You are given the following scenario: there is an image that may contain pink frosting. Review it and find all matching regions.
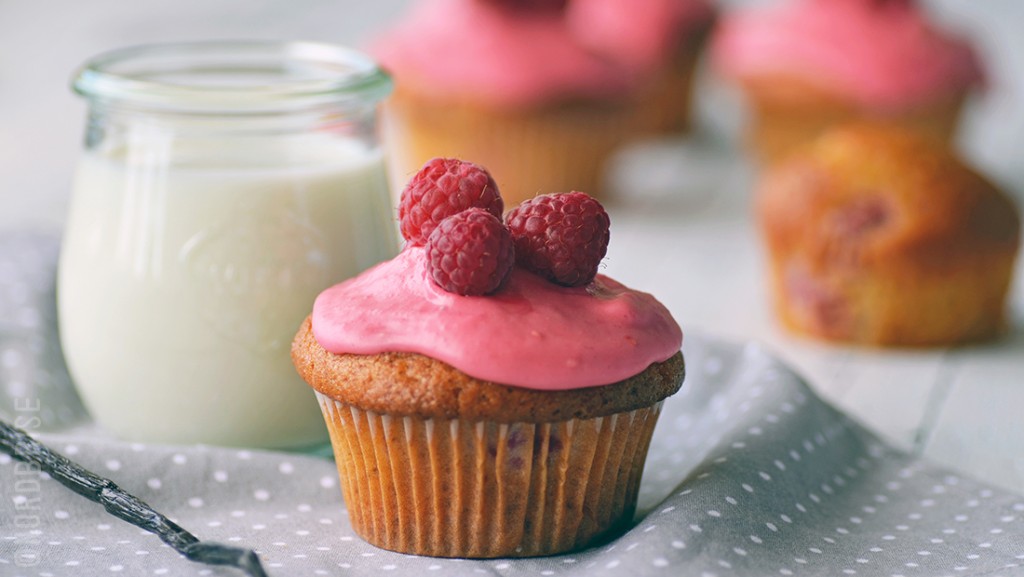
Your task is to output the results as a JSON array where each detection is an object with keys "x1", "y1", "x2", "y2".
[
  {"x1": 567, "y1": 0, "x2": 714, "y2": 70},
  {"x1": 311, "y1": 247, "x2": 682, "y2": 390},
  {"x1": 712, "y1": 0, "x2": 984, "y2": 109},
  {"x1": 372, "y1": 0, "x2": 713, "y2": 107}
]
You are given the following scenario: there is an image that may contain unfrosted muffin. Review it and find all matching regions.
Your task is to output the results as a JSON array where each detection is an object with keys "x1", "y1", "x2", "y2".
[
  {"x1": 757, "y1": 124, "x2": 1020, "y2": 346},
  {"x1": 374, "y1": 0, "x2": 713, "y2": 206},
  {"x1": 292, "y1": 159, "x2": 685, "y2": 557},
  {"x1": 712, "y1": 0, "x2": 985, "y2": 165}
]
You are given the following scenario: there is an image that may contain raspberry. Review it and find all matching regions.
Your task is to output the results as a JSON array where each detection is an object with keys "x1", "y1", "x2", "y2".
[
  {"x1": 426, "y1": 208, "x2": 515, "y2": 296},
  {"x1": 504, "y1": 192, "x2": 610, "y2": 287},
  {"x1": 399, "y1": 158, "x2": 503, "y2": 246}
]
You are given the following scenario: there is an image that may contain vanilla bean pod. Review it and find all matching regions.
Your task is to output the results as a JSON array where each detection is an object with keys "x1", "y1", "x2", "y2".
[{"x1": 0, "y1": 420, "x2": 268, "y2": 577}]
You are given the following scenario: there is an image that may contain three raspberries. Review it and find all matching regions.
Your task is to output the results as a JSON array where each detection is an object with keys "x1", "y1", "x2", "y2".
[{"x1": 398, "y1": 158, "x2": 610, "y2": 296}]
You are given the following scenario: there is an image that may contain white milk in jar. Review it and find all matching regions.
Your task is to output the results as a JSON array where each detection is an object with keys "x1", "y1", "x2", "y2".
[{"x1": 60, "y1": 42, "x2": 396, "y2": 447}]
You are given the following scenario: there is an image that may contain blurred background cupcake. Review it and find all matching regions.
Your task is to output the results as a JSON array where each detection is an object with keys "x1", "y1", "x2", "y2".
[
  {"x1": 757, "y1": 123, "x2": 1020, "y2": 347},
  {"x1": 373, "y1": 0, "x2": 715, "y2": 207},
  {"x1": 711, "y1": 0, "x2": 986, "y2": 167},
  {"x1": 567, "y1": 0, "x2": 715, "y2": 136}
]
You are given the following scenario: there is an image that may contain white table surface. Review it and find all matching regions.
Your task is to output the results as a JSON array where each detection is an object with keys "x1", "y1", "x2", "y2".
[{"x1": 2, "y1": 0, "x2": 1023, "y2": 495}]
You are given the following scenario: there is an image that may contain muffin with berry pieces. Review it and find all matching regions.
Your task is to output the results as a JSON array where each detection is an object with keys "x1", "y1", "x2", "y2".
[
  {"x1": 757, "y1": 124, "x2": 1020, "y2": 346},
  {"x1": 711, "y1": 0, "x2": 985, "y2": 166},
  {"x1": 292, "y1": 157, "x2": 684, "y2": 557}
]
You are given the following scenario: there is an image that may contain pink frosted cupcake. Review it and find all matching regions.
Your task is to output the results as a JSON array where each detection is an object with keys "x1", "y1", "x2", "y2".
[
  {"x1": 567, "y1": 0, "x2": 715, "y2": 135},
  {"x1": 374, "y1": 0, "x2": 714, "y2": 206},
  {"x1": 711, "y1": 0, "x2": 985, "y2": 165},
  {"x1": 292, "y1": 159, "x2": 685, "y2": 557}
]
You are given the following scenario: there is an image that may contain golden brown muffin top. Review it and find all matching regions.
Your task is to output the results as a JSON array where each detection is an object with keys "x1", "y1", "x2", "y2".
[
  {"x1": 291, "y1": 316, "x2": 685, "y2": 423},
  {"x1": 757, "y1": 123, "x2": 1021, "y2": 272}
]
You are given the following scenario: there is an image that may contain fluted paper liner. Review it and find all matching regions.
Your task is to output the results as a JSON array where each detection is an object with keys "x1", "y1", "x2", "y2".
[
  {"x1": 742, "y1": 78, "x2": 966, "y2": 166},
  {"x1": 316, "y1": 392, "x2": 663, "y2": 558},
  {"x1": 383, "y1": 94, "x2": 636, "y2": 207}
]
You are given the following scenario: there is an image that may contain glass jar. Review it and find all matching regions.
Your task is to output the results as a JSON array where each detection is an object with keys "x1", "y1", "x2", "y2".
[{"x1": 59, "y1": 41, "x2": 396, "y2": 448}]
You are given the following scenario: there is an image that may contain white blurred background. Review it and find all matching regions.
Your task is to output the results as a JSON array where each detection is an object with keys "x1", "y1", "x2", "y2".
[{"x1": 1, "y1": 0, "x2": 1023, "y2": 231}]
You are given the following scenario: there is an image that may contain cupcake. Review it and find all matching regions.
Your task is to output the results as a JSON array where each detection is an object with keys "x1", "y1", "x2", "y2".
[
  {"x1": 712, "y1": 0, "x2": 985, "y2": 165},
  {"x1": 292, "y1": 158, "x2": 684, "y2": 557},
  {"x1": 757, "y1": 124, "x2": 1021, "y2": 346},
  {"x1": 374, "y1": 0, "x2": 714, "y2": 206},
  {"x1": 566, "y1": 0, "x2": 715, "y2": 136}
]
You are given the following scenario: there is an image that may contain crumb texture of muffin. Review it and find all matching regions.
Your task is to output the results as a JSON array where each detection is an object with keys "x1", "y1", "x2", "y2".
[
  {"x1": 757, "y1": 124, "x2": 1021, "y2": 346},
  {"x1": 293, "y1": 317, "x2": 684, "y2": 423}
]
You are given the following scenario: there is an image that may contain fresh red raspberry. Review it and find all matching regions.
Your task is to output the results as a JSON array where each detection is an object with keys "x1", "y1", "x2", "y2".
[
  {"x1": 426, "y1": 208, "x2": 515, "y2": 296},
  {"x1": 399, "y1": 158, "x2": 503, "y2": 246},
  {"x1": 504, "y1": 192, "x2": 610, "y2": 287}
]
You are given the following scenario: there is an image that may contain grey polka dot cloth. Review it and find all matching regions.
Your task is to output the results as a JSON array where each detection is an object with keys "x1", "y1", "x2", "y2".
[
  {"x1": 3, "y1": 232, "x2": 1024, "y2": 577},
  {"x1": 0, "y1": 232, "x2": 88, "y2": 431}
]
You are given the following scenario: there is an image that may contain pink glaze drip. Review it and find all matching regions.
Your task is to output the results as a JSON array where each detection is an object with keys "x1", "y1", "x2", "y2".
[
  {"x1": 712, "y1": 0, "x2": 984, "y2": 109},
  {"x1": 372, "y1": 0, "x2": 713, "y2": 107},
  {"x1": 312, "y1": 247, "x2": 682, "y2": 390}
]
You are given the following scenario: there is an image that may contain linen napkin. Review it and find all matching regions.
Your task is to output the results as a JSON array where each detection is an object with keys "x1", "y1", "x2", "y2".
[{"x1": 2, "y1": 232, "x2": 1022, "y2": 577}]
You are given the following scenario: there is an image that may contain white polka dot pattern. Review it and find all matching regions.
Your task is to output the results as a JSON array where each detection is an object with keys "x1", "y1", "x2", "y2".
[
  {"x1": 0, "y1": 233, "x2": 88, "y2": 430},
  {"x1": 2, "y1": 234, "x2": 1024, "y2": 576}
]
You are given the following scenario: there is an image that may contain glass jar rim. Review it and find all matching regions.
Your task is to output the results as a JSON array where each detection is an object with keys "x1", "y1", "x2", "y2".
[{"x1": 72, "y1": 40, "x2": 392, "y2": 114}]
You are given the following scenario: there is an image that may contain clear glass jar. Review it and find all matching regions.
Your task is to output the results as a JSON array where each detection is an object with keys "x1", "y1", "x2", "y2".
[{"x1": 59, "y1": 41, "x2": 396, "y2": 448}]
